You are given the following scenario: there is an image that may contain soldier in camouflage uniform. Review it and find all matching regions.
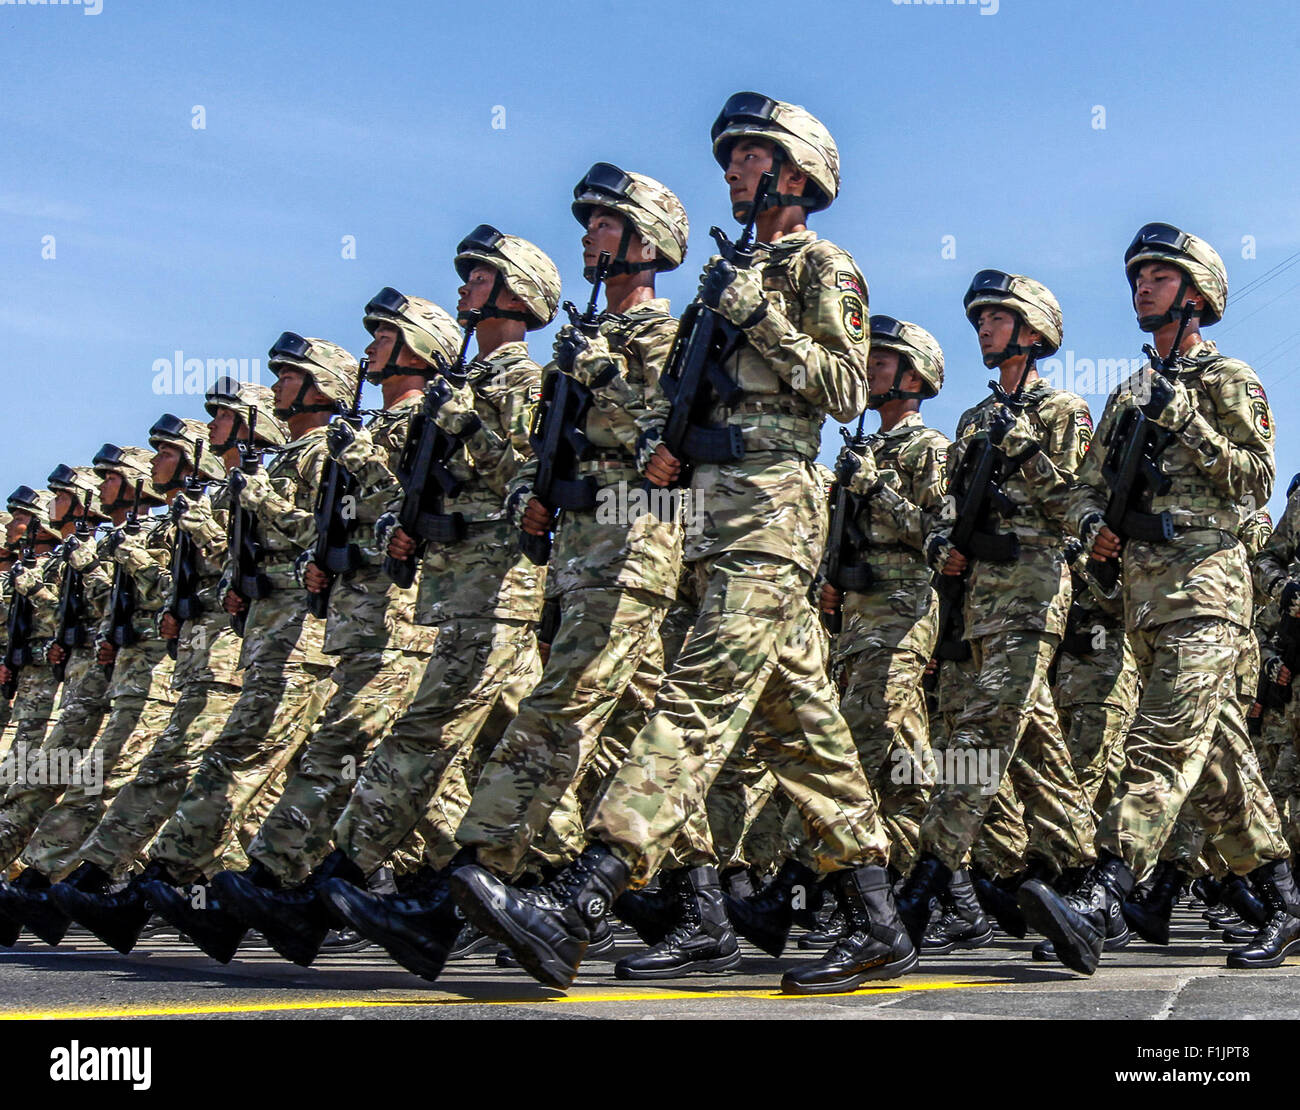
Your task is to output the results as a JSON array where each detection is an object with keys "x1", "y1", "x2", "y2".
[
  {"x1": 0, "y1": 470, "x2": 112, "y2": 897},
  {"x1": 0, "y1": 489, "x2": 64, "y2": 774},
  {"x1": 48, "y1": 412, "x2": 243, "y2": 952},
  {"x1": 247, "y1": 231, "x2": 561, "y2": 974},
  {"x1": 0, "y1": 514, "x2": 12, "y2": 741},
  {"x1": 1020, "y1": 223, "x2": 1299, "y2": 974},
  {"x1": 211, "y1": 288, "x2": 469, "y2": 963},
  {"x1": 895, "y1": 270, "x2": 1098, "y2": 948},
  {"x1": 0, "y1": 448, "x2": 178, "y2": 944},
  {"x1": 139, "y1": 338, "x2": 351, "y2": 962},
  {"x1": 454, "y1": 92, "x2": 916, "y2": 997}
]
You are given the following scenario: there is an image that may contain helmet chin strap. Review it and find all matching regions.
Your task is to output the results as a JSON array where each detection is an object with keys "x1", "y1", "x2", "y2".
[
  {"x1": 868, "y1": 360, "x2": 927, "y2": 409},
  {"x1": 731, "y1": 146, "x2": 806, "y2": 224},
  {"x1": 980, "y1": 317, "x2": 1040, "y2": 369},
  {"x1": 468, "y1": 271, "x2": 530, "y2": 324},
  {"x1": 586, "y1": 221, "x2": 658, "y2": 281},
  {"x1": 1137, "y1": 272, "x2": 1196, "y2": 332},
  {"x1": 275, "y1": 372, "x2": 342, "y2": 418}
]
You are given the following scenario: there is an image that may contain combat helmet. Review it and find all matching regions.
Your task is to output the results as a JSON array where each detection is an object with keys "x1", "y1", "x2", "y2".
[
  {"x1": 5, "y1": 486, "x2": 59, "y2": 543},
  {"x1": 204, "y1": 379, "x2": 289, "y2": 451},
  {"x1": 868, "y1": 316, "x2": 944, "y2": 407},
  {"x1": 148, "y1": 414, "x2": 227, "y2": 488},
  {"x1": 1125, "y1": 222, "x2": 1227, "y2": 330},
  {"x1": 267, "y1": 333, "x2": 361, "y2": 418},
  {"x1": 964, "y1": 270, "x2": 1063, "y2": 365},
  {"x1": 571, "y1": 163, "x2": 689, "y2": 277},
  {"x1": 362, "y1": 289, "x2": 463, "y2": 383},
  {"x1": 455, "y1": 225, "x2": 561, "y2": 330},
  {"x1": 47, "y1": 464, "x2": 110, "y2": 526},
  {"x1": 711, "y1": 91, "x2": 840, "y2": 215},
  {"x1": 91, "y1": 444, "x2": 166, "y2": 509}
]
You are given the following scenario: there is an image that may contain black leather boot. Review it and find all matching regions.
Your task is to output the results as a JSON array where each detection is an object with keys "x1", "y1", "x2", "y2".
[
  {"x1": 797, "y1": 899, "x2": 846, "y2": 950},
  {"x1": 1220, "y1": 873, "x2": 1269, "y2": 928},
  {"x1": 1226, "y1": 860, "x2": 1300, "y2": 969},
  {"x1": 723, "y1": 859, "x2": 819, "y2": 958},
  {"x1": 1034, "y1": 886, "x2": 1130, "y2": 959},
  {"x1": 971, "y1": 859, "x2": 1055, "y2": 939},
  {"x1": 1120, "y1": 861, "x2": 1187, "y2": 946},
  {"x1": 613, "y1": 871, "x2": 681, "y2": 947},
  {"x1": 321, "y1": 865, "x2": 461, "y2": 982},
  {"x1": 721, "y1": 867, "x2": 756, "y2": 901},
  {"x1": 780, "y1": 866, "x2": 919, "y2": 994},
  {"x1": 451, "y1": 842, "x2": 631, "y2": 990},
  {"x1": 50, "y1": 860, "x2": 175, "y2": 954},
  {"x1": 0, "y1": 863, "x2": 107, "y2": 946},
  {"x1": 213, "y1": 850, "x2": 363, "y2": 967},
  {"x1": 141, "y1": 875, "x2": 248, "y2": 963},
  {"x1": 921, "y1": 869, "x2": 994, "y2": 954},
  {"x1": 615, "y1": 866, "x2": 742, "y2": 980},
  {"x1": 1017, "y1": 854, "x2": 1134, "y2": 975},
  {"x1": 894, "y1": 853, "x2": 952, "y2": 946}
]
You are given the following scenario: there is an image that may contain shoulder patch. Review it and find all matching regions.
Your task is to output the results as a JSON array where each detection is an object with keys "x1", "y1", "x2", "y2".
[
  {"x1": 841, "y1": 293, "x2": 866, "y2": 342},
  {"x1": 1252, "y1": 400, "x2": 1274, "y2": 440},
  {"x1": 1246, "y1": 383, "x2": 1267, "y2": 401},
  {"x1": 835, "y1": 271, "x2": 864, "y2": 297}
]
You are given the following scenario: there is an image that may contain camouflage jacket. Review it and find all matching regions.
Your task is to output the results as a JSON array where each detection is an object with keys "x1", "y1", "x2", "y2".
[
  {"x1": 97, "y1": 515, "x2": 177, "y2": 703},
  {"x1": 930, "y1": 378, "x2": 1092, "y2": 640},
  {"x1": 8, "y1": 552, "x2": 60, "y2": 667},
  {"x1": 681, "y1": 230, "x2": 871, "y2": 578},
  {"x1": 319, "y1": 392, "x2": 432, "y2": 653},
  {"x1": 507, "y1": 312, "x2": 682, "y2": 603},
  {"x1": 405, "y1": 341, "x2": 547, "y2": 623},
  {"x1": 1055, "y1": 340, "x2": 1274, "y2": 632},
  {"x1": 168, "y1": 485, "x2": 243, "y2": 689},
  {"x1": 37, "y1": 534, "x2": 116, "y2": 668},
  {"x1": 225, "y1": 428, "x2": 330, "y2": 670}
]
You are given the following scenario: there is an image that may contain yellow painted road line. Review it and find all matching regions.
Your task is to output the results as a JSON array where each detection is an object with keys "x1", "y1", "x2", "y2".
[{"x1": 0, "y1": 977, "x2": 1005, "y2": 1020}]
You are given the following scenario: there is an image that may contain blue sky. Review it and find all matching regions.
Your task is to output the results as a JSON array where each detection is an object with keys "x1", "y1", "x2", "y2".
[{"x1": 3, "y1": 0, "x2": 1298, "y2": 514}]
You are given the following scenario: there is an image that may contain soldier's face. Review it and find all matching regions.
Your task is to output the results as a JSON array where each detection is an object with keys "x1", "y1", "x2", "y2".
[
  {"x1": 584, "y1": 207, "x2": 649, "y2": 270},
  {"x1": 4, "y1": 512, "x2": 29, "y2": 547},
  {"x1": 153, "y1": 444, "x2": 184, "y2": 487},
  {"x1": 867, "y1": 349, "x2": 902, "y2": 394},
  {"x1": 365, "y1": 323, "x2": 398, "y2": 371},
  {"x1": 977, "y1": 309, "x2": 1020, "y2": 361},
  {"x1": 209, "y1": 409, "x2": 239, "y2": 450},
  {"x1": 272, "y1": 369, "x2": 308, "y2": 410},
  {"x1": 99, "y1": 472, "x2": 124, "y2": 510},
  {"x1": 458, "y1": 264, "x2": 497, "y2": 315},
  {"x1": 725, "y1": 137, "x2": 803, "y2": 211},
  {"x1": 1134, "y1": 262, "x2": 1200, "y2": 319},
  {"x1": 52, "y1": 491, "x2": 77, "y2": 532}
]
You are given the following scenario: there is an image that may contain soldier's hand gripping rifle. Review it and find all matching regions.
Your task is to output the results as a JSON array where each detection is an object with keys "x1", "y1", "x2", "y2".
[
  {"x1": 2, "y1": 529, "x2": 38, "y2": 701},
  {"x1": 383, "y1": 323, "x2": 481, "y2": 589},
  {"x1": 51, "y1": 515, "x2": 94, "y2": 682},
  {"x1": 518, "y1": 251, "x2": 612, "y2": 566},
  {"x1": 227, "y1": 408, "x2": 271, "y2": 636},
  {"x1": 164, "y1": 439, "x2": 209, "y2": 659},
  {"x1": 308, "y1": 370, "x2": 367, "y2": 615},
  {"x1": 104, "y1": 478, "x2": 145, "y2": 680},
  {"x1": 822, "y1": 414, "x2": 875, "y2": 635},
  {"x1": 649, "y1": 171, "x2": 776, "y2": 523},
  {"x1": 1088, "y1": 301, "x2": 1197, "y2": 593}
]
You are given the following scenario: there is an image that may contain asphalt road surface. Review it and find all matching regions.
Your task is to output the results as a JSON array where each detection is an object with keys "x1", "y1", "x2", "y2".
[{"x1": 1, "y1": 903, "x2": 1296, "y2": 1020}]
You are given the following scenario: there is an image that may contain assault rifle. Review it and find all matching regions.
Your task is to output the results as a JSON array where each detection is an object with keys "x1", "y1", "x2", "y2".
[
  {"x1": 164, "y1": 439, "x2": 210, "y2": 659},
  {"x1": 519, "y1": 250, "x2": 611, "y2": 566},
  {"x1": 309, "y1": 371, "x2": 367, "y2": 614},
  {"x1": 104, "y1": 479, "x2": 145, "y2": 679},
  {"x1": 822, "y1": 414, "x2": 875, "y2": 634},
  {"x1": 1, "y1": 529, "x2": 37, "y2": 700},
  {"x1": 1089, "y1": 301, "x2": 1197, "y2": 593},
  {"x1": 650, "y1": 171, "x2": 775, "y2": 521},
  {"x1": 383, "y1": 323, "x2": 480, "y2": 588},
  {"x1": 51, "y1": 516, "x2": 94, "y2": 682},
  {"x1": 227, "y1": 408, "x2": 271, "y2": 636}
]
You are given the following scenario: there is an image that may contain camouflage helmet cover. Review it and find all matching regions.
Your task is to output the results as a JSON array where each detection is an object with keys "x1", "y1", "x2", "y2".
[
  {"x1": 6, "y1": 486, "x2": 59, "y2": 538},
  {"x1": 362, "y1": 292, "x2": 463, "y2": 377},
  {"x1": 964, "y1": 271, "x2": 1064, "y2": 356},
  {"x1": 1125, "y1": 222, "x2": 1228, "y2": 326},
  {"x1": 204, "y1": 379, "x2": 289, "y2": 447},
  {"x1": 870, "y1": 316, "x2": 944, "y2": 397},
  {"x1": 91, "y1": 445, "x2": 165, "y2": 505},
  {"x1": 454, "y1": 227, "x2": 562, "y2": 330},
  {"x1": 571, "y1": 164, "x2": 690, "y2": 271},
  {"x1": 47, "y1": 464, "x2": 109, "y2": 521},
  {"x1": 267, "y1": 334, "x2": 361, "y2": 409},
  {"x1": 711, "y1": 91, "x2": 841, "y2": 212},
  {"x1": 148, "y1": 415, "x2": 227, "y2": 482}
]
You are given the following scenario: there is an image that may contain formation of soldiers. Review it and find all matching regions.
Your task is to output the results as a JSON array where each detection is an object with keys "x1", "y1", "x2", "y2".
[{"x1": 1, "y1": 89, "x2": 1298, "y2": 996}]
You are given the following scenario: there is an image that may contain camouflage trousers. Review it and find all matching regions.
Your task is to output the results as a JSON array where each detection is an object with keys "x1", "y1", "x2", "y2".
[
  {"x1": 1098, "y1": 617, "x2": 1288, "y2": 877},
  {"x1": 22, "y1": 688, "x2": 179, "y2": 880},
  {"x1": 0, "y1": 665, "x2": 62, "y2": 768},
  {"x1": 147, "y1": 663, "x2": 335, "y2": 883},
  {"x1": 77, "y1": 681, "x2": 243, "y2": 878},
  {"x1": 1270, "y1": 740, "x2": 1300, "y2": 857},
  {"x1": 588, "y1": 553, "x2": 888, "y2": 886},
  {"x1": 920, "y1": 629, "x2": 1095, "y2": 874},
  {"x1": 455, "y1": 591, "x2": 667, "y2": 877},
  {"x1": 0, "y1": 657, "x2": 109, "y2": 869},
  {"x1": 247, "y1": 648, "x2": 429, "y2": 884},
  {"x1": 335, "y1": 618, "x2": 540, "y2": 876}
]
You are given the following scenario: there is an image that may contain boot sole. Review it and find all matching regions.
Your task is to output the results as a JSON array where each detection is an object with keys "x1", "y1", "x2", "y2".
[
  {"x1": 1016, "y1": 882, "x2": 1099, "y2": 976},
  {"x1": 614, "y1": 948, "x2": 744, "y2": 980},
  {"x1": 451, "y1": 871, "x2": 582, "y2": 991},
  {"x1": 211, "y1": 875, "x2": 324, "y2": 968},
  {"x1": 49, "y1": 887, "x2": 148, "y2": 955},
  {"x1": 780, "y1": 946, "x2": 919, "y2": 995},
  {"x1": 321, "y1": 885, "x2": 449, "y2": 982},
  {"x1": 1225, "y1": 935, "x2": 1300, "y2": 969}
]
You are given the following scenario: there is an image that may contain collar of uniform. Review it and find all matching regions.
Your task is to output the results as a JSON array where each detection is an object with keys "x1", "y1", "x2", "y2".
[
  {"x1": 292, "y1": 425, "x2": 330, "y2": 443},
  {"x1": 468, "y1": 339, "x2": 529, "y2": 374},
  {"x1": 1175, "y1": 338, "x2": 1219, "y2": 370},
  {"x1": 381, "y1": 390, "x2": 425, "y2": 417},
  {"x1": 759, "y1": 228, "x2": 818, "y2": 258},
  {"x1": 615, "y1": 297, "x2": 672, "y2": 320},
  {"x1": 878, "y1": 411, "x2": 925, "y2": 438}
]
